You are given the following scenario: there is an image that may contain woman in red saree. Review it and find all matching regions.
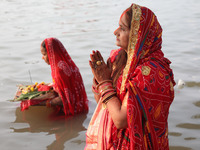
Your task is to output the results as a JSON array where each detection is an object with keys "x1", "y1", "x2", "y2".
[
  {"x1": 85, "y1": 3, "x2": 175, "y2": 150},
  {"x1": 21, "y1": 37, "x2": 88, "y2": 116}
]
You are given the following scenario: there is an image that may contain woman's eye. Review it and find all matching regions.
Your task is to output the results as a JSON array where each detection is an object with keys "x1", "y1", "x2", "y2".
[{"x1": 120, "y1": 27, "x2": 125, "y2": 31}]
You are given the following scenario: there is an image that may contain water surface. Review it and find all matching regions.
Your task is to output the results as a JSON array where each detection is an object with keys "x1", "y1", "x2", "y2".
[{"x1": 0, "y1": 0, "x2": 200, "y2": 149}]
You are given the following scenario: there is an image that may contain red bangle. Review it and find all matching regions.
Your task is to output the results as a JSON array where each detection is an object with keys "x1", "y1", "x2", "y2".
[{"x1": 96, "y1": 80, "x2": 113, "y2": 91}]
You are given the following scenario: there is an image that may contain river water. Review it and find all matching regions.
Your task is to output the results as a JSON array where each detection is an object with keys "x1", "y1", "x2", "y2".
[{"x1": 0, "y1": 0, "x2": 200, "y2": 149}]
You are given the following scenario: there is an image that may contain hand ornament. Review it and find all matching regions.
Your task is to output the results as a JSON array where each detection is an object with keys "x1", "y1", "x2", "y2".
[
  {"x1": 96, "y1": 60, "x2": 102, "y2": 66},
  {"x1": 89, "y1": 50, "x2": 112, "y2": 83}
]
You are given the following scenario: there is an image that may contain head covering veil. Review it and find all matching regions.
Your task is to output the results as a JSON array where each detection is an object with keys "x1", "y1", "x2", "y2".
[
  {"x1": 117, "y1": 4, "x2": 175, "y2": 149},
  {"x1": 44, "y1": 38, "x2": 88, "y2": 116},
  {"x1": 120, "y1": 4, "x2": 175, "y2": 94}
]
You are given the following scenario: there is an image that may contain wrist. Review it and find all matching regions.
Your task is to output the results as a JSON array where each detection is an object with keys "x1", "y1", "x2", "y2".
[
  {"x1": 97, "y1": 80, "x2": 116, "y2": 106},
  {"x1": 46, "y1": 100, "x2": 52, "y2": 107},
  {"x1": 92, "y1": 78, "x2": 99, "y2": 95}
]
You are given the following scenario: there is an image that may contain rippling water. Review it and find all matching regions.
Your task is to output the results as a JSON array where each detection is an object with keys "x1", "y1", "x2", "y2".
[{"x1": 0, "y1": 0, "x2": 200, "y2": 149}]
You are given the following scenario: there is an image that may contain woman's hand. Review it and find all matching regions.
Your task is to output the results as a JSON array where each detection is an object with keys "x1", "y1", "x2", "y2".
[
  {"x1": 89, "y1": 50, "x2": 112, "y2": 83},
  {"x1": 33, "y1": 91, "x2": 57, "y2": 100}
]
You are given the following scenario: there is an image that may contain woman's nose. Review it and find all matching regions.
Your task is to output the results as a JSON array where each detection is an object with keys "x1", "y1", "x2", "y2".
[
  {"x1": 42, "y1": 56, "x2": 44, "y2": 60},
  {"x1": 114, "y1": 27, "x2": 120, "y2": 35}
]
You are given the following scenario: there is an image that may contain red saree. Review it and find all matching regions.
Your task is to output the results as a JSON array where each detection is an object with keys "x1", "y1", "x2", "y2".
[
  {"x1": 21, "y1": 38, "x2": 88, "y2": 116},
  {"x1": 85, "y1": 4, "x2": 175, "y2": 150}
]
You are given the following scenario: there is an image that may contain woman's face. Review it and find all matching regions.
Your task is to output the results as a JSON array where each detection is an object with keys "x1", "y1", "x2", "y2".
[
  {"x1": 40, "y1": 46, "x2": 50, "y2": 65},
  {"x1": 114, "y1": 13, "x2": 130, "y2": 51}
]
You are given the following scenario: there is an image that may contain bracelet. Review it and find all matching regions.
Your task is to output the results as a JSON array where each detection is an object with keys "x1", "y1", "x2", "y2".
[
  {"x1": 97, "y1": 80, "x2": 113, "y2": 91},
  {"x1": 98, "y1": 82, "x2": 114, "y2": 96},
  {"x1": 92, "y1": 85, "x2": 99, "y2": 95},
  {"x1": 46, "y1": 100, "x2": 52, "y2": 107},
  {"x1": 101, "y1": 93, "x2": 116, "y2": 109},
  {"x1": 97, "y1": 80, "x2": 116, "y2": 105},
  {"x1": 102, "y1": 93, "x2": 116, "y2": 104},
  {"x1": 100, "y1": 86, "x2": 115, "y2": 96},
  {"x1": 101, "y1": 91, "x2": 116, "y2": 103}
]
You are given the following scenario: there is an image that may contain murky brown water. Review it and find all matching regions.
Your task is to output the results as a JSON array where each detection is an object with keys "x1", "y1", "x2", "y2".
[
  {"x1": 12, "y1": 107, "x2": 87, "y2": 150},
  {"x1": 1, "y1": 0, "x2": 200, "y2": 149}
]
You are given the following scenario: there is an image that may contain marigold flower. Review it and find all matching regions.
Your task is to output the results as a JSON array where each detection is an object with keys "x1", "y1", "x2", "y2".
[{"x1": 31, "y1": 87, "x2": 34, "y2": 92}]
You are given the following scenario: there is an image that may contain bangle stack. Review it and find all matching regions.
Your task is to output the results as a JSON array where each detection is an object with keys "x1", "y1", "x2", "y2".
[
  {"x1": 97, "y1": 80, "x2": 116, "y2": 105},
  {"x1": 46, "y1": 100, "x2": 52, "y2": 107}
]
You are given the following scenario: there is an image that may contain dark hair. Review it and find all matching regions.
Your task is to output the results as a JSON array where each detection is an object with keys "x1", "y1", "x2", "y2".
[
  {"x1": 125, "y1": 6, "x2": 132, "y2": 29},
  {"x1": 42, "y1": 41, "x2": 46, "y2": 49},
  {"x1": 41, "y1": 40, "x2": 47, "y2": 53},
  {"x1": 111, "y1": 50, "x2": 127, "y2": 88}
]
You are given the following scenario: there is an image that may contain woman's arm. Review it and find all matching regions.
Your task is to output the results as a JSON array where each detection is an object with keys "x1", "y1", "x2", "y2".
[
  {"x1": 92, "y1": 78, "x2": 101, "y2": 103},
  {"x1": 37, "y1": 96, "x2": 63, "y2": 106},
  {"x1": 92, "y1": 79, "x2": 128, "y2": 129},
  {"x1": 106, "y1": 92, "x2": 128, "y2": 129},
  {"x1": 89, "y1": 50, "x2": 128, "y2": 129},
  {"x1": 35, "y1": 91, "x2": 63, "y2": 106},
  {"x1": 50, "y1": 96, "x2": 63, "y2": 106},
  {"x1": 94, "y1": 94, "x2": 100, "y2": 103}
]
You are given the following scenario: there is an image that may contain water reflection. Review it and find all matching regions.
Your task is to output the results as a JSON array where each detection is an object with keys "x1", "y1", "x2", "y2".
[
  {"x1": 184, "y1": 137, "x2": 196, "y2": 141},
  {"x1": 169, "y1": 132, "x2": 182, "y2": 137},
  {"x1": 192, "y1": 114, "x2": 200, "y2": 119},
  {"x1": 169, "y1": 146, "x2": 192, "y2": 150},
  {"x1": 193, "y1": 101, "x2": 200, "y2": 107},
  {"x1": 11, "y1": 107, "x2": 87, "y2": 150},
  {"x1": 186, "y1": 81, "x2": 200, "y2": 87},
  {"x1": 176, "y1": 123, "x2": 200, "y2": 130},
  {"x1": 192, "y1": 100, "x2": 200, "y2": 120}
]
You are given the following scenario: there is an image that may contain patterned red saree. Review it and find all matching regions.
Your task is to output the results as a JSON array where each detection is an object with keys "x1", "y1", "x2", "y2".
[
  {"x1": 85, "y1": 4, "x2": 175, "y2": 150},
  {"x1": 21, "y1": 38, "x2": 88, "y2": 116}
]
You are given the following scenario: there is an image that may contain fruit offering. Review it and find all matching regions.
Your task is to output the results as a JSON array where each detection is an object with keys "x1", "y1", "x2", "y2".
[{"x1": 13, "y1": 82, "x2": 53, "y2": 101}]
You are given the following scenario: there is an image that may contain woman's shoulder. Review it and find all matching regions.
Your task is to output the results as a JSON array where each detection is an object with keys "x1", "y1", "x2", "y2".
[
  {"x1": 136, "y1": 61, "x2": 158, "y2": 73},
  {"x1": 135, "y1": 60, "x2": 171, "y2": 80}
]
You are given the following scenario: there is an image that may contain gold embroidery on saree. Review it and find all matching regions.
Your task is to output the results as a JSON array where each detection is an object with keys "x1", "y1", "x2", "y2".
[
  {"x1": 142, "y1": 66, "x2": 151, "y2": 76},
  {"x1": 120, "y1": 4, "x2": 142, "y2": 94}
]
